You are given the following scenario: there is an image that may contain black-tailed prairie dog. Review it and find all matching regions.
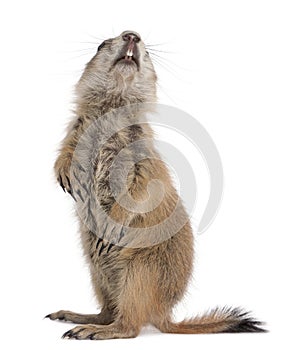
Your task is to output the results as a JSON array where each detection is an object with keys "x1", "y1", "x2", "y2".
[{"x1": 46, "y1": 31, "x2": 266, "y2": 340}]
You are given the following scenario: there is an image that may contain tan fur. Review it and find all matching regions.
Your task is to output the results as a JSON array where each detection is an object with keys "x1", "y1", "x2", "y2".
[{"x1": 47, "y1": 31, "x2": 265, "y2": 340}]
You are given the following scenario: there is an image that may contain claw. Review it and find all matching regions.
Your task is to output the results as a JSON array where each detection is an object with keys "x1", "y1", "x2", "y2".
[
  {"x1": 62, "y1": 330, "x2": 73, "y2": 339},
  {"x1": 58, "y1": 175, "x2": 66, "y2": 192},
  {"x1": 98, "y1": 241, "x2": 107, "y2": 256},
  {"x1": 95, "y1": 237, "x2": 103, "y2": 250},
  {"x1": 67, "y1": 188, "x2": 77, "y2": 202},
  {"x1": 64, "y1": 175, "x2": 77, "y2": 201},
  {"x1": 106, "y1": 242, "x2": 114, "y2": 253},
  {"x1": 65, "y1": 175, "x2": 71, "y2": 189}
]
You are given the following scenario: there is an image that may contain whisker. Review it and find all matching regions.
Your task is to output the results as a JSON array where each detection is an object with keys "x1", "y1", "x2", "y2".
[
  {"x1": 148, "y1": 52, "x2": 181, "y2": 73},
  {"x1": 54, "y1": 69, "x2": 84, "y2": 77},
  {"x1": 64, "y1": 51, "x2": 95, "y2": 62},
  {"x1": 72, "y1": 41, "x2": 100, "y2": 45},
  {"x1": 66, "y1": 47, "x2": 96, "y2": 53},
  {"x1": 147, "y1": 51, "x2": 169, "y2": 60},
  {"x1": 148, "y1": 50, "x2": 192, "y2": 72},
  {"x1": 149, "y1": 53, "x2": 178, "y2": 68},
  {"x1": 85, "y1": 33, "x2": 105, "y2": 41},
  {"x1": 146, "y1": 47, "x2": 175, "y2": 54},
  {"x1": 145, "y1": 42, "x2": 171, "y2": 47},
  {"x1": 150, "y1": 56, "x2": 181, "y2": 79}
]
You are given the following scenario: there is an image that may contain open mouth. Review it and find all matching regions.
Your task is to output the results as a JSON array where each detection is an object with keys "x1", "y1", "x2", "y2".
[
  {"x1": 116, "y1": 55, "x2": 139, "y2": 67},
  {"x1": 114, "y1": 44, "x2": 140, "y2": 69}
]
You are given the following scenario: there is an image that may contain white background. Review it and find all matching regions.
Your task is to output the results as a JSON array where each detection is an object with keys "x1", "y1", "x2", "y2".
[{"x1": 0, "y1": 0, "x2": 295, "y2": 349}]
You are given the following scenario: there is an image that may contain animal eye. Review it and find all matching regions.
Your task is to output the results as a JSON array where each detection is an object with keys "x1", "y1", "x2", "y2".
[{"x1": 97, "y1": 41, "x2": 106, "y2": 52}]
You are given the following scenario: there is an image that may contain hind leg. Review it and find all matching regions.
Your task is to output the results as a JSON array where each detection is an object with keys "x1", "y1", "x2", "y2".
[
  {"x1": 61, "y1": 261, "x2": 159, "y2": 340},
  {"x1": 46, "y1": 305, "x2": 114, "y2": 325}
]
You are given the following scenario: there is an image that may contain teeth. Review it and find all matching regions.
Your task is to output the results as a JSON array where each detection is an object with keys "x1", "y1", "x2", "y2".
[{"x1": 126, "y1": 49, "x2": 133, "y2": 57}]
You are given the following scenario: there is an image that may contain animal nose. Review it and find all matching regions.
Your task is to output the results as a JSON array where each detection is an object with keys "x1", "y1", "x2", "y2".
[{"x1": 122, "y1": 31, "x2": 141, "y2": 43}]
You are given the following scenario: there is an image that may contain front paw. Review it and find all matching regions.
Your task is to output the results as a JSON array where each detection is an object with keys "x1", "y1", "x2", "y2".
[
  {"x1": 54, "y1": 157, "x2": 75, "y2": 200},
  {"x1": 45, "y1": 310, "x2": 69, "y2": 322}
]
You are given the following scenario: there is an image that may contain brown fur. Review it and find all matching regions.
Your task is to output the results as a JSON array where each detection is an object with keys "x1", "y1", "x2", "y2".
[{"x1": 46, "y1": 31, "x2": 266, "y2": 340}]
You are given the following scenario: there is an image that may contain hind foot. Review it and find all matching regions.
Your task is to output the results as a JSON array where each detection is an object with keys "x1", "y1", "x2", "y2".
[
  {"x1": 62, "y1": 323, "x2": 138, "y2": 340},
  {"x1": 45, "y1": 308, "x2": 114, "y2": 325}
]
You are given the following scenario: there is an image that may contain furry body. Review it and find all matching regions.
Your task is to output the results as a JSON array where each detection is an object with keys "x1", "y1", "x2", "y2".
[{"x1": 47, "y1": 31, "x2": 265, "y2": 339}]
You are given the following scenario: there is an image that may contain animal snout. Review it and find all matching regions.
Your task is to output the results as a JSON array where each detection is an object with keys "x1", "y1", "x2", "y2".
[{"x1": 122, "y1": 31, "x2": 141, "y2": 43}]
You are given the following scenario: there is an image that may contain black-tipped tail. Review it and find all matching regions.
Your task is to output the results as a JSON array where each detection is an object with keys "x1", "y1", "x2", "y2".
[
  {"x1": 220, "y1": 307, "x2": 267, "y2": 333},
  {"x1": 158, "y1": 306, "x2": 267, "y2": 334}
]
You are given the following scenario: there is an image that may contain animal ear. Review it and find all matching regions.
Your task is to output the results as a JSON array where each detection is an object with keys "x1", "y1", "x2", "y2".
[{"x1": 97, "y1": 41, "x2": 106, "y2": 52}]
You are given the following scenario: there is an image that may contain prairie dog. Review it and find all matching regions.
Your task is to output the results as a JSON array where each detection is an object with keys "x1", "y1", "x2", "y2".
[{"x1": 47, "y1": 31, "x2": 265, "y2": 340}]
